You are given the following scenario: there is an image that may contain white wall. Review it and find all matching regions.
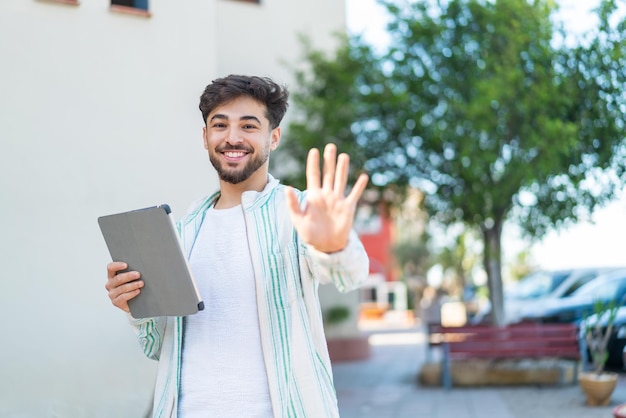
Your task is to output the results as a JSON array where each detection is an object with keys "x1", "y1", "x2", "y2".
[
  {"x1": 215, "y1": 0, "x2": 346, "y2": 84},
  {"x1": 0, "y1": 0, "x2": 345, "y2": 416}
]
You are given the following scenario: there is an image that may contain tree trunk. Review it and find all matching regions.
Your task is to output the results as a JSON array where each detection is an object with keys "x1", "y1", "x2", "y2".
[{"x1": 482, "y1": 220, "x2": 505, "y2": 326}]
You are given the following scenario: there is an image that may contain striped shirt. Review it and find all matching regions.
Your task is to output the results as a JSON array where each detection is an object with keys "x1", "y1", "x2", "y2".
[{"x1": 129, "y1": 175, "x2": 370, "y2": 417}]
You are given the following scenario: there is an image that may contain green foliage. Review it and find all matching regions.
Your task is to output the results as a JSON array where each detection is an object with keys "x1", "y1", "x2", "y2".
[
  {"x1": 584, "y1": 299, "x2": 619, "y2": 374},
  {"x1": 375, "y1": 0, "x2": 625, "y2": 236},
  {"x1": 284, "y1": 0, "x2": 626, "y2": 231},
  {"x1": 392, "y1": 232, "x2": 432, "y2": 277},
  {"x1": 433, "y1": 227, "x2": 483, "y2": 296},
  {"x1": 507, "y1": 248, "x2": 537, "y2": 282},
  {"x1": 324, "y1": 305, "x2": 352, "y2": 325},
  {"x1": 275, "y1": 34, "x2": 383, "y2": 192}
]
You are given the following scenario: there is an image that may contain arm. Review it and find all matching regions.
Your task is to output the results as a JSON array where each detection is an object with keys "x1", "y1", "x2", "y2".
[{"x1": 304, "y1": 229, "x2": 370, "y2": 293}]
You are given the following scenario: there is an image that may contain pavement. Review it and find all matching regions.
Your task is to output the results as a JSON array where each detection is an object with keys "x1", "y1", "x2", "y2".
[{"x1": 331, "y1": 321, "x2": 626, "y2": 418}]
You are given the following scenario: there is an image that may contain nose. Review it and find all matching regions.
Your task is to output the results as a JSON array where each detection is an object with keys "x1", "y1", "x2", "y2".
[{"x1": 226, "y1": 127, "x2": 243, "y2": 144}]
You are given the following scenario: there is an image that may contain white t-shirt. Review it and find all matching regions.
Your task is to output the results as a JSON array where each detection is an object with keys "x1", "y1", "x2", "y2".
[{"x1": 178, "y1": 205, "x2": 273, "y2": 417}]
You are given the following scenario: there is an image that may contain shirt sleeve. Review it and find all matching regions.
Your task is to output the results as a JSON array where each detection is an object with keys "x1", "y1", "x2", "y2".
[
  {"x1": 304, "y1": 229, "x2": 370, "y2": 292},
  {"x1": 127, "y1": 314, "x2": 166, "y2": 360}
]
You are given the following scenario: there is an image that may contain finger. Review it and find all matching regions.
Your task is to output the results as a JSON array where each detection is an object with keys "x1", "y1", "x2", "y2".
[
  {"x1": 345, "y1": 173, "x2": 369, "y2": 206},
  {"x1": 111, "y1": 290, "x2": 140, "y2": 313},
  {"x1": 109, "y1": 280, "x2": 143, "y2": 310},
  {"x1": 105, "y1": 269, "x2": 140, "y2": 292},
  {"x1": 110, "y1": 279, "x2": 144, "y2": 298},
  {"x1": 322, "y1": 143, "x2": 337, "y2": 192},
  {"x1": 284, "y1": 186, "x2": 303, "y2": 218},
  {"x1": 334, "y1": 153, "x2": 350, "y2": 196},
  {"x1": 306, "y1": 148, "x2": 321, "y2": 191},
  {"x1": 107, "y1": 261, "x2": 128, "y2": 279}
]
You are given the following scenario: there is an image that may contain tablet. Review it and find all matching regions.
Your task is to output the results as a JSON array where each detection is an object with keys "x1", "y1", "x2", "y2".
[{"x1": 98, "y1": 204, "x2": 204, "y2": 318}]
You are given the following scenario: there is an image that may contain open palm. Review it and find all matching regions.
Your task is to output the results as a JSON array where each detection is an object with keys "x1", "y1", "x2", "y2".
[{"x1": 285, "y1": 143, "x2": 369, "y2": 253}]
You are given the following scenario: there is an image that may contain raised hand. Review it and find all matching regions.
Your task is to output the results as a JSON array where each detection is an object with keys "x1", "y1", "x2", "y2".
[{"x1": 285, "y1": 143, "x2": 369, "y2": 253}]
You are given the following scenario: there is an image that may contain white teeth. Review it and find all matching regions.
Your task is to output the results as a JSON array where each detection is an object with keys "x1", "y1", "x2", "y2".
[{"x1": 224, "y1": 151, "x2": 246, "y2": 158}]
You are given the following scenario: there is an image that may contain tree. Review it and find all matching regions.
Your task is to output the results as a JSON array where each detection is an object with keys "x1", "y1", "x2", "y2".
[
  {"x1": 435, "y1": 228, "x2": 482, "y2": 298},
  {"x1": 275, "y1": 34, "x2": 385, "y2": 191},
  {"x1": 282, "y1": 0, "x2": 626, "y2": 325}
]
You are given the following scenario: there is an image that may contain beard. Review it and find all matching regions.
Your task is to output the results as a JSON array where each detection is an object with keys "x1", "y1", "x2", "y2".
[{"x1": 209, "y1": 143, "x2": 270, "y2": 184}]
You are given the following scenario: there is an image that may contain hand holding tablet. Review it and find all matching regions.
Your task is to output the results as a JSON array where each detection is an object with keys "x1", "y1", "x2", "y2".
[{"x1": 99, "y1": 204, "x2": 204, "y2": 318}]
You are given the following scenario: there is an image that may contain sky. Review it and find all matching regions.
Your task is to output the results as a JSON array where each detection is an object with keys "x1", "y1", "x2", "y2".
[
  {"x1": 345, "y1": 0, "x2": 626, "y2": 272},
  {"x1": 346, "y1": 0, "x2": 602, "y2": 42}
]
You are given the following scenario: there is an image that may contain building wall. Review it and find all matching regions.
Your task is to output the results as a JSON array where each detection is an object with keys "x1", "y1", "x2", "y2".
[
  {"x1": 0, "y1": 0, "x2": 345, "y2": 415},
  {"x1": 357, "y1": 203, "x2": 397, "y2": 282},
  {"x1": 215, "y1": 0, "x2": 346, "y2": 82},
  {"x1": 360, "y1": 211, "x2": 395, "y2": 281}
]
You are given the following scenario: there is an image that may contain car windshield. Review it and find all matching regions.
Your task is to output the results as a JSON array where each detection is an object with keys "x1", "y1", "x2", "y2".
[
  {"x1": 507, "y1": 270, "x2": 571, "y2": 300},
  {"x1": 571, "y1": 275, "x2": 623, "y2": 300}
]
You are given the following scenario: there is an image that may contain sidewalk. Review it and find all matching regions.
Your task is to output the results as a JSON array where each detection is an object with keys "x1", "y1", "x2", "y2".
[{"x1": 331, "y1": 323, "x2": 626, "y2": 418}]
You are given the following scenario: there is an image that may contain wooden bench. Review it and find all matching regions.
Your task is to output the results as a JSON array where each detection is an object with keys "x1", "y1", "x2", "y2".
[{"x1": 427, "y1": 323, "x2": 581, "y2": 389}]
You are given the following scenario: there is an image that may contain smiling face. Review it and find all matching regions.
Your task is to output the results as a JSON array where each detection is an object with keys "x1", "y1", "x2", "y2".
[{"x1": 203, "y1": 96, "x2": 280, "y2": 187}]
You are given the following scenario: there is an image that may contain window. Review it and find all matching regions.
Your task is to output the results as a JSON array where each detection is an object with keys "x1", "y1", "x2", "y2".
[
  {"x1": 112, "y1": 0, "x2": 147, "y2": 9},
  {"x1": 111, "y1": 0, "x2": 150, "y2": 16}
]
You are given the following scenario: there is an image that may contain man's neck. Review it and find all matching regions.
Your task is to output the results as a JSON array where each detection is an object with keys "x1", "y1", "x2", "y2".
[{"x1": 215, "y1": 173, "x2": 269, "y2": 209}]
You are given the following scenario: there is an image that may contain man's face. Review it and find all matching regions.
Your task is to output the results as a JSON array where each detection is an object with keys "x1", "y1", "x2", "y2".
[{"x1": 203, "y1": 96, "x2": 280, "y2": 185}]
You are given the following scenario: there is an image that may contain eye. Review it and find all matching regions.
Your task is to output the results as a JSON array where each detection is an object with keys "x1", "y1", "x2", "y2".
[{"x1": 211, "y1": 122, "x2": 227, "y2": 129}]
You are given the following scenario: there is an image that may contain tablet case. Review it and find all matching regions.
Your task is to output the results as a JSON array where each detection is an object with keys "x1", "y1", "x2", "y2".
[{"x1": 98, "y1": 204, "x2": 204, "y2": 318}]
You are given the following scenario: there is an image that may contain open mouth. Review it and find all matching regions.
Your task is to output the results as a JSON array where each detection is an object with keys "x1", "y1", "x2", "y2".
[
  {"x1": 223, "y1": 150, "x2": 248, "y2": 160},
  {"x1": 217, "y1": 146, "x2": 252, "y2": 163}
]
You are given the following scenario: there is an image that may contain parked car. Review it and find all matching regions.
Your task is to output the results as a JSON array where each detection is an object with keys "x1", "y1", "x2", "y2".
[
  {"x1": 506, "y1": 267, "x2": 622, "y2": 324},
  {"x1": 579, "y1": 305, "x2": 626, "y2": 370},
  {"x1": 471, "y1": 267, "x2": 616, "y2": 324},
  {"x1": 518, "y1": 268, "x2": 626, "y2": 325}
]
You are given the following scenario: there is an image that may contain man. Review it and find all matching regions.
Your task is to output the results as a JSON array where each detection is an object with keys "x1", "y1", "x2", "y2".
[{"x1": 105, "y1": 74, "x2": 369, "y2": 417}]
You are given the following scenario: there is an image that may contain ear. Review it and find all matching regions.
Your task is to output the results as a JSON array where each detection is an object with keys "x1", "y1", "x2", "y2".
[
  {"x1": 202, "y1": 126, "x2": 209, "y2": 150},
  {"x1": 270, "y1": 127, "x2": 281, "y2": 151}
]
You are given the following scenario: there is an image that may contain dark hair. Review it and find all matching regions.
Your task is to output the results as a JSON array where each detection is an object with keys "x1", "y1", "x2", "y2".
[{"x1": 199, "y1": 75, "x2": 289, "y2": 129}]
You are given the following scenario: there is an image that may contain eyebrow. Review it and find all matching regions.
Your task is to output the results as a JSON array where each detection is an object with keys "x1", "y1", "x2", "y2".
[{"x1": 209, "y1": 114, "x2": 262, "y2": 124}]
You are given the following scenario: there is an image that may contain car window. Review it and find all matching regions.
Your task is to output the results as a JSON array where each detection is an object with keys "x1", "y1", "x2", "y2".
[
  {"x1": 509, "y1": 270, "x2": 572, "y2": 300},
  {"x1": 573, "y1": 276, "x2": 623, "y2": 300},
  {"x1": 550, "y1": 271, "x2": 572, "y2": 289},
  {"x1": 561, "y1": 273, "x2": 596, "y2": 297},
  {"x1": 592, "y1": 281, "x2": 620, "y2": 300},
  {"x1": 510, "y1": 272, "x2": 552, "y2": 299}
]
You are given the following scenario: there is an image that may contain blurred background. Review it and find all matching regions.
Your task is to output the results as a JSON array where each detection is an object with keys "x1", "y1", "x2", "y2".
[{"x1": 1, "y1": 0, "x2": 625, "y2": 416}]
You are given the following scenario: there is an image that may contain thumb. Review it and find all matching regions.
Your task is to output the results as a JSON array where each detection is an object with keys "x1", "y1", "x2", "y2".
[{"x1": 285, "y1": 186, "x2": 303, "y2": 219}]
